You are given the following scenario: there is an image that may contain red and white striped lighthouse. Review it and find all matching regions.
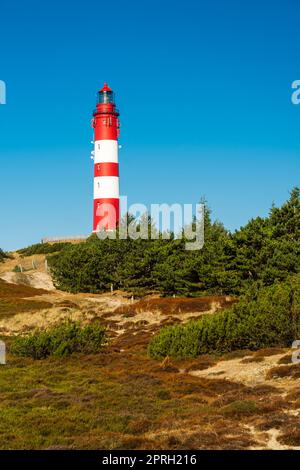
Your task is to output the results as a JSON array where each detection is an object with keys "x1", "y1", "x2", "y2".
[{"x1": 92, "y1": 83, "x2": 120, "y2": 232}]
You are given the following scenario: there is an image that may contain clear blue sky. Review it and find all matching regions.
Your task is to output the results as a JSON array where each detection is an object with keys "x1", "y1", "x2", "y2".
[{"x1": 0, "y1": 0, "x2": 300, "y2": 250}]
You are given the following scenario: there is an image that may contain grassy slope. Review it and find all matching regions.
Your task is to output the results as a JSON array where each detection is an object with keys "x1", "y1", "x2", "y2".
[
  {"x1": 0, "y1": 280, "x2": 52, "y2": 319},
  {"x1": 0, "y1": 279, "x2": 299, "y2": 449}
]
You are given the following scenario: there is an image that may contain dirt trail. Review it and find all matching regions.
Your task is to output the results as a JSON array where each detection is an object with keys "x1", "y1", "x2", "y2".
[
  {"x1": 189, "y1": 353, "x2": 285, "y2": 386},
  {"x1": 0, "y1": 253, "x2": 54, "y2": 290},
  {"x1": 1, "y1": 271, "x2": 55, "y2": 290}
]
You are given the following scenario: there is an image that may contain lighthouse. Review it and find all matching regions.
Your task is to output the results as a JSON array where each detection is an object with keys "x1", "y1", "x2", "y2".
[{"x1": 92, "y1": 83, "x2": 120, "y2": 232}]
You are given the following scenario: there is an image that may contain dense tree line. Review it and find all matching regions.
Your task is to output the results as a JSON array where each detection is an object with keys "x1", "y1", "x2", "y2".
[
  {"x1": 49, "y1": 188, "x2": 300, "y2": 295},
  {"x1": 48, "y1": 188, "x2": 300, "y2": 296}
]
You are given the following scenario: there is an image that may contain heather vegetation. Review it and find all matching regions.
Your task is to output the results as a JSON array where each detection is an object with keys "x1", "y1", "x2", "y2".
[
  {"x1": 0, "y1": 349, "x2": 279, "y2": 450},
  {"x1": 0, "y1": 279, "x2": 51, "y2": 318}
]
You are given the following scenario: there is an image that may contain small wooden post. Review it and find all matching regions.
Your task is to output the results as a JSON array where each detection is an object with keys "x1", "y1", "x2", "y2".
[{"x1": 0, "y1": 341, "x2": 6, "y2": 365}]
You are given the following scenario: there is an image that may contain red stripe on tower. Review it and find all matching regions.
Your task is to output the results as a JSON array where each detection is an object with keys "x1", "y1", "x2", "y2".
[
  {"x1": 94, "y1": 162, "x2": 119, "y2": 177},
  {"x1": 92, "y1": 83, "x2": 120, "y2": 232}
]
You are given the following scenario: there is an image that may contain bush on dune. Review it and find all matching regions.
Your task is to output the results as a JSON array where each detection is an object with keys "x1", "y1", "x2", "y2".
[
  {"x1": 10, "y1": 320, "x2": 107, "y2": 359},
  {"x1": 148, "y1": 276, "x2": 300, "y2": 358}
]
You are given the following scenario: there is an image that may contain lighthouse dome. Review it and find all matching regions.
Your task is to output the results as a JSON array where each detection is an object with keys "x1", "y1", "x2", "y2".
[{"x1": 98, "y1": 83, "x2": 114, "y2": 104}]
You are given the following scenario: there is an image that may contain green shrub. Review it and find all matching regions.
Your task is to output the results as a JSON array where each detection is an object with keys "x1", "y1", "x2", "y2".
[
  {"x1": 221, "y1": 400, "x2": 259, "y2": 417},
  {"x1": 0, "y1": 249, "x2": 9, "y2": 263},
  {"x1": 148, "y1": 276, "x2": 300, "y2": 358},
  {"x1": 10, "y1": 320, "x2": 106, "y2": 359},
  {"x1": 17, "y1": 242, "x2": 72, "y2": 257},
  {"x1": 12, "y1": 265, "x2": 22, "y2": 273}
]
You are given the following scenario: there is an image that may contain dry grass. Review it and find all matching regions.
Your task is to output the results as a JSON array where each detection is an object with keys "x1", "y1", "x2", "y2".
[
  {"x1": 0, "y1": 335, "x2": 293, "y2": 450},
  {"x1": 266, "y1": 364, "x2": 300, "y2": 380},
  {"x1": 0, "y1": 280, "x2": 52, "y2": 319},
  {"x1": 115, "y1": 295, "x2": 237, "y2": 316},
  {"x1": 0, "y1": 279, "x2": 47, "y2": 298},
  {"x1": 278, "y1": 423, "x2": 300, "y2": 446}
]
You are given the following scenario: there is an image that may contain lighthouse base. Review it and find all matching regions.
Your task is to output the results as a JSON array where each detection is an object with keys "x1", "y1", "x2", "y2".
[{"x1": 93, "y1": 198, "x2": 120, "y2": 232}]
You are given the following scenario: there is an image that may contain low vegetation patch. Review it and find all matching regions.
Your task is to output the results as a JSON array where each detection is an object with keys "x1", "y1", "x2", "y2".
[
  {"x1": 221, "y1": 400, "x2": 260, "y2": 418},
  {"x1": 0, "y1": 299, "x2": 52, "y2": 318},
  {"x1": 116, "y1": 296, "x2": 236, "y2": 316},
  {"x1": 10, "y1": 320, "x2": 107, "y2": 359},
  {"x1": 0, "y1": 279, "x2": 52, "y2": 317},
  {"x1": 266, "y1": 364, "x2": 300, "y2": 380},
  {"x1": 0, "y1": 279, "x2": 47, "y2": 299},
  {"x1": 278, "y1": 426, "x2": 300, "y2": 446},
  {"x1": 0, "y1": 345, "x2": 269, "y2": 450},
  {"x1": 148, "y1": 277, "x2": 300, "y2": 358},
  {"x1": 17, "y1": 242, "x2": 71, "y2": 257}
]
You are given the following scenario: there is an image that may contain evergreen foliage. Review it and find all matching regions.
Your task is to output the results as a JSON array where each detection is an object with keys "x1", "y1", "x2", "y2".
[
  {"x1": 17, "y1": 242, "x2": 72, "y2": 256},
  {"x1": 0, "y1": 249, "x2": 9, "y2": 263},
  {"x1": 48, "y1": 188, "x2": 300, "y2": 296},
  {"x1": 148, "y1": 275, "x2": 300, "y2": 358}
]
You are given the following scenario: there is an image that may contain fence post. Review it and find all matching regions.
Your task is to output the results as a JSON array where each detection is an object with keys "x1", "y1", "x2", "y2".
[{"x1": 0, "y1": 341, "x2": 6, "y2": 365}]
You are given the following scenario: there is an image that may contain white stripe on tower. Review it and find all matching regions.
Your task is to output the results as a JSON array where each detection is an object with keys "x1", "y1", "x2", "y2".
[
  {"x1": 94, "y1": 176, "x2": 119, "y2": 199},
  {"x1": 94, "y1": 140, "x2": 118, "y2": 163}
]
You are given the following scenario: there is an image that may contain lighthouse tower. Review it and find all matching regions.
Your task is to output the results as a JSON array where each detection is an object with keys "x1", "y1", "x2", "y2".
[{"x1": 92, "y1": 83, "x2": 120, "y2": 232}]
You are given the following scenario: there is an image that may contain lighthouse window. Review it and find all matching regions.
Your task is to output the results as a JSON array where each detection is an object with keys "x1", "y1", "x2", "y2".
[
  {"x1": 97, "y1": 165, "x2": 101, "y2": 171},
  {"x1": 98, "y1": 90, "x2": 114, "y2": 104}
]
